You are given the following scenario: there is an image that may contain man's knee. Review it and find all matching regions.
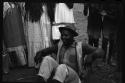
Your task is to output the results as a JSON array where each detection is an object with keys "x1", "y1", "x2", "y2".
[
  {"x1": 43, "y1": 56, "x2": 55, "y2": 62},
  {"x1": 42, "y1": 56, "x2": 58, "y2": 68},
  {"x1": 57, "y1": 64, "x2": 67, "y2": 71},
  {"x1": 56, "y1": 64, "x2": 68, "y2": 76},
  {"x1": 53, "y1": 64, "x2": 68, "y2": 82},
  {"x1": 38, "y1": 56, "x2": 58, "y2": 80},
  {"x1": 54, "y1": 64, "x2": 80, "y2": 83}
]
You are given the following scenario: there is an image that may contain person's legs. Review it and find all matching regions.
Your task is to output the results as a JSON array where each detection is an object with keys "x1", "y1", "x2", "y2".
[
  {"x1": 108, "y1": 39, "x2": 113, "y2": 64},
  {"x1": 37, "y1": 56, "x2": 59, "y2": 82},
  {"x1": 66, "y1": 65, "x2": 81, "y2": 83},
  {"x1": 52, "y1": 64, "x2": 81, "y2": 83},
  {"x1": 88, "y1": 35, "x2": 94, "y2": 46},
  {"x1": 108, "y1": 33, "x2": 116, "y2": 64},
  {"x1": 102, "y1": 37, "x2": 108, "y2": 62},
  {"x1": 93, "y1": 38, "x2": 99, "y2": 47},
  {"x1": 9, "y1": 51, "x2": 18, "y2": 68},
  {"x1": 52, "y1": 64, "x2": 68, "y2": 83},
  {"x1": 89, "y1": 36, "x2": 99, "y2": 47}
]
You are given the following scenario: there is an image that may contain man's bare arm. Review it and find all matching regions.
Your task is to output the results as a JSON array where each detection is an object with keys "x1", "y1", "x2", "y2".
[{"x1": 82, "y1": 43, "x2": 105, "y2": 63}]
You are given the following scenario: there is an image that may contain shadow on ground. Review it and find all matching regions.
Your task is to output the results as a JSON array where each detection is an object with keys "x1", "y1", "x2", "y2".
[{"x1": 2, "y1": 67, "x2": 37, "y2": 82}]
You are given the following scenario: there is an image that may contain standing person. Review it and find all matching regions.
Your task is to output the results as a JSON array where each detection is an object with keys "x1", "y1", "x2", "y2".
[
  {"x1": 86, "y1": 3, "x2": 102, "y2": 47},
  {"x1": 34, "y1": 23, "x2": 104, "y2": 83},
  {"x1": 101, "y1": 2, "x2": 122, "y2": 63},
  {"x1": 3, "y1": 2, "x2": 27, "y2": 67}
]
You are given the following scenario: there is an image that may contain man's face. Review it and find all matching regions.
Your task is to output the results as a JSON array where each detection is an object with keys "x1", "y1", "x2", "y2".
[{"x1": 61, "y1": 29, "x2": 74, "y2": 46}]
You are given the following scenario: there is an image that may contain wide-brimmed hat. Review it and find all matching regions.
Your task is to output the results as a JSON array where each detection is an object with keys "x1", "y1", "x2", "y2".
[{"x1": 57, "y1": 23, "x2": 78, "y2": 36}]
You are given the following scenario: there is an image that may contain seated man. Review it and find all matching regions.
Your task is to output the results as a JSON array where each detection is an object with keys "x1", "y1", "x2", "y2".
[{"x1": 34, "y1": 23, "x2": 104, "y2": 83}]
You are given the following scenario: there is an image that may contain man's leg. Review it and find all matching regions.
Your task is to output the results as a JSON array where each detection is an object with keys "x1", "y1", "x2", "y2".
[
  {"x1": 65, "y1": 65, "x2": 81, "y2": 83},
  {"x1": 108, "y1": 33, "x2": 116, "y2": 64},
  {"x1": 37, "y1": 56, "x2": 59, "y2": 82},
  {"x1": 102, "y1": 37, "x2": 108, "y2": 62},
  {"x1": 93, "y1": 38, "x2": 99, "y2": 47},
  {"x1": 51, "y1": 64, "x2": 81, "y2": 83},
  {"x1": 88, "y1": 35, "x2": 94, "y2": 46}
]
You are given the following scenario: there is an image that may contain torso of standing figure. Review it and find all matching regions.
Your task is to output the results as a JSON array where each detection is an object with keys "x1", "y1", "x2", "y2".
[{"x1": 59, "y1": 46, "x2": 78, "y2": 72}]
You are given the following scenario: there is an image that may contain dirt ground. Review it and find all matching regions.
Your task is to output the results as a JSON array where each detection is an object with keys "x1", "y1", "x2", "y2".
[
  {"x1": 2, "y1": 67, "x2": 37, "y2": 82},
  {"x1": 2, "y1": 66, "x2": 122, "y2": 83}
]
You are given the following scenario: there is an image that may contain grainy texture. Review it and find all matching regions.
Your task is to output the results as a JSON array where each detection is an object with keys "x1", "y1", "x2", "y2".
[{"x1": 73, "y1": 3, "x2": 88, "y2": 43}]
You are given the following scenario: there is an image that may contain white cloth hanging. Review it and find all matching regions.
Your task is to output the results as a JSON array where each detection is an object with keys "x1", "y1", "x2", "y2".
[
  {"x1": 35, "y1": 5, "x2": 52, "y2": 68},
  {"x1": 55, "y1": 3, "x2": 75, "y2": 23},
  {"x1": 52, "y1": 3, "x2": 75, "y2": 40},
  {"x1": 26, "y1": 5, "x2": 52, "y2": 67},
  {"x1": 26, "y1": 20, "x2": 43, "y2": 67},
  {"x1": 3, "y1": 2, "x2": 11, "y2": 18},
  {"x1": 40, "y1": 5, "x2": 52, "y2": 48}
]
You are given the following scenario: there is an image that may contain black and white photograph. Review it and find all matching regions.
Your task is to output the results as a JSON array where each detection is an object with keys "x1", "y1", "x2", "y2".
[{"x1": 2, "y1": 1, "x2": 124, "y2": 83}]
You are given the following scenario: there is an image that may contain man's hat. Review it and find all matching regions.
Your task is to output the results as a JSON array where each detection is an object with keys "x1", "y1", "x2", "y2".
[{"x1": 57, "y1": 23, "x2": 78, "y2": 36}]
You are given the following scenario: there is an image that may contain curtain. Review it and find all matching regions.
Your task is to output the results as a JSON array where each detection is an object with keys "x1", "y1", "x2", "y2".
[
  {"x1": 25, "y1": 16, "x2": 43, "y2": 67},
  {"x1": 25, "y1": 4, "x2": 52, "y2": 67}
]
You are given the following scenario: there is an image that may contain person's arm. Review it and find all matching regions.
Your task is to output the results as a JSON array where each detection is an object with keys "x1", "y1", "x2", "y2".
[
  {"x1": 82, "y1": 43, "x2": 96, "y2": 54},
  {"x1": 34, "y1": 44, "x2": 58, "y2": 64},
  {"x1": 82, "y1": 43, "x2": 105, "y2": 63}
]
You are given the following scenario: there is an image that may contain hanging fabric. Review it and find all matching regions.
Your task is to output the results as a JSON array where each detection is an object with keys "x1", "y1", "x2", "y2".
[
  {"x1": 25, "y1": 3, "x2": 52, "y2": 67},
  {"x1": 25, "y1": 2, "x2": 43, "y2": 22},
  {"x1": 65, "y1": 3, "x2": 74, "y2": 9},
  {"x1": 3, "y1": 2, "x2": 27, "y2": 66},
  {"x1": 83, "y1": 3, "x2": 89, "y2": 16},
  {"x1": 55, "y1": 3, "x2": 75, "y2": 23},
  {"x1": 46, "y1": 3, "x2": 56, "y2": 24},
  {"x1": 25, "y1": 2, "x2": 43, "y2": 67},
  {"x1": 25, "y1": 17, "x2": 43, "y2": 67},
  {"x1": 34, "y1": 4, "x2": 52, "y2": 68},
  {"x1": 40, "y1": 4, "x2": 52, "y2": 48},
  {"x1": 52, "y1": 3, "x2": 75, "y2": 40},
  {"x1": 3, "y1": 2, "x2": 11, "y2": 18}
]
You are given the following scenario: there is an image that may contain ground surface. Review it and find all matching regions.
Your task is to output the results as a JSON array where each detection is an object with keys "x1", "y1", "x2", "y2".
[
  {"x1": 2, "y1": 67, "x2": 37, "y2": 82},
  {"x1": 2, "y1": 66, "x2": 122, "y2": 83}
]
